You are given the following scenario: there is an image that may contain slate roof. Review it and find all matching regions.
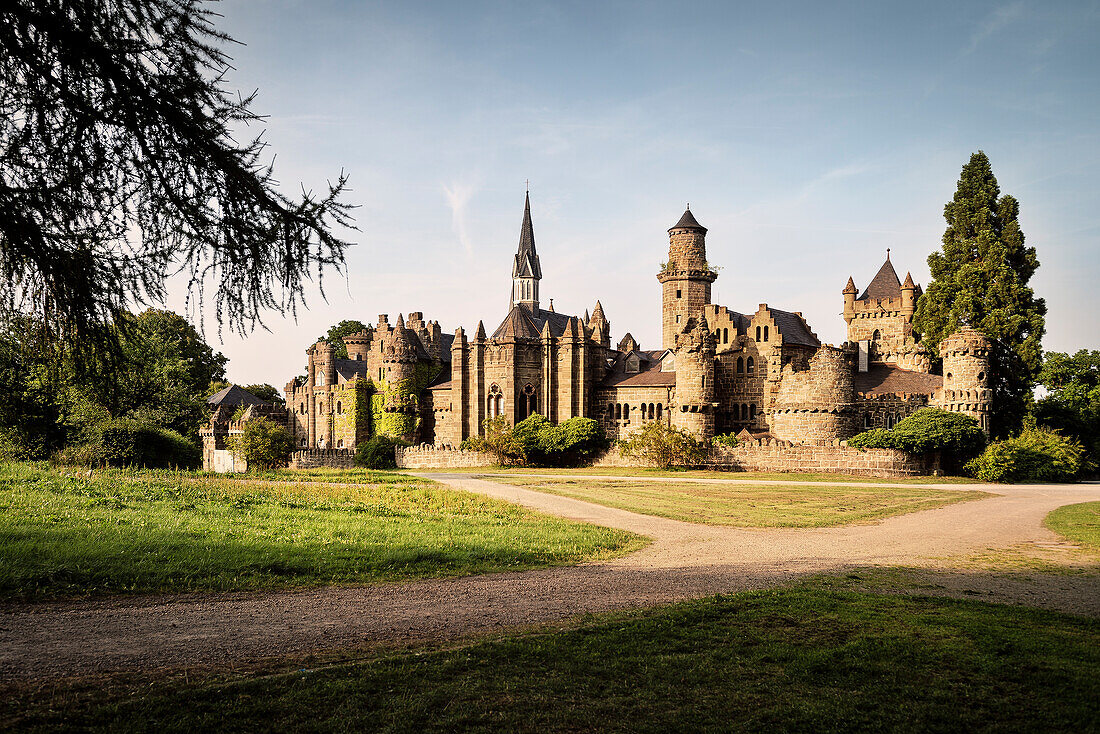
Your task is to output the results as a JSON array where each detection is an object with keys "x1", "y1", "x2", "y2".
[
  {"x1": 491, "y1": 306, "x2": 576, "y2": 340},
  {"x1": 601, "y1": 350, "x2": 676, "y2": 388},
  {"x1": 669, "y1": 207, "x2": 707, "y2": 232},
  {"x1": 855, "y1": 364, "x2": 943, "y2": 397},
  {"x1": 858, "y1": 256, "x2": 903, "y2": 301},
  {"x1": 768, "y1": 308, "x2": 820, "y2": 348},
  {"x1": 512, "y1": 192, "x2": 542, "y2": 279},
  {"x1": 207, "y1": 384, "x2": 268, "y2": 408}
]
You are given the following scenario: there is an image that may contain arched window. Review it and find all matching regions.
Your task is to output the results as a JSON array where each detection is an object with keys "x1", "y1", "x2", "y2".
[
  {"x1": 489, "y1": 385, "x2": 503, "y2": 418},
  {"x1": 749, "y1": 404, "x2": 756, "y2": 419},
  {"x1": 315, "y1": 372, "x2": 325, "y2": 387},
  {"x1": 723, "y1": 328, "x2": 729, "y2": 344},
  {"x1": 747, "y1": 356, "x2": 755, "y2": 374},
  {"x1": 656, "y1": 403, "x2": 662, "y2": 419},
  {"x1": 623, "y1": 404, "x2": 630, "y2": 422},
  {"x1": 649, "y1": 403, "x2": 655, "y2": 420},
  {"x1": 755, "y1": 326, "x2": 761, "y2": 342},
  {"x1": 337, "y1": 439, "x2": 344, "y2": 448},
  {"x1": 946, "y1": 372, "x2": 953, "y2": 384},
  {"x1": 741, "y1": 404, "x2": 749, "y2": 420},
  {"x1": 607, "y1": 402, "x2": 614, "y2": 417},
  {"x1": 615, "y1": 404, "x2": 622, "y2": 419},
  {"x1": 520, "y1": 384, "x2": 537, "y2": 419},
  {"x1": 737, "y1": 357, "x2": 744, "y2": 374},
  {"x1": 300, "y1": 403, "x2": 304, "y2": 414},
  {"x1": 763, "y1": 326, "x2": 769, "y2": 342},
  {"x1": 977, "y1": 371, "x2": 985, "y2": 382},
  {"x1": 872, "y1": 329, "x2": 881, "y2": 341}
]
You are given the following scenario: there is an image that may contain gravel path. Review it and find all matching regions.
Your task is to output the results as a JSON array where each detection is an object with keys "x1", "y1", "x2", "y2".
[{"x1": 1, "y1": 476, "x2": 1098, "y2": 682}]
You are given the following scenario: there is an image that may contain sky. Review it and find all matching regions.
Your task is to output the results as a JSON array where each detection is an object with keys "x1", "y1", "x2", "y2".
[{"x1": 167, "y1": 0, "x2": 1100, "y2": 387}]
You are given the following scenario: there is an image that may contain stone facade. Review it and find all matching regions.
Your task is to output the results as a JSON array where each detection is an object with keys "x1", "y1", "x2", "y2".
[
  {"x1": 395, "y1": 445, "x2": 496, "y2": 469},
  {"x1": 209, "y1": 194, "x2": 994, "y2": 474}
]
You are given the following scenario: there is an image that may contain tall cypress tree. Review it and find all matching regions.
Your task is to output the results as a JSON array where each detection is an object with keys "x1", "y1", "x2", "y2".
[{"x1": 914, "y1": 151, "x2": 1046, "y2": 436}]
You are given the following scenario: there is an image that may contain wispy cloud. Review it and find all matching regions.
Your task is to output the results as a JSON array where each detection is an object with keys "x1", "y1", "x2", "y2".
[
  {"x1": 965, "y1": 1, "x2": 1025, "y2": 54},
  {"x1": 442, "y1": 180, "x2": 478, "y2": 256}
]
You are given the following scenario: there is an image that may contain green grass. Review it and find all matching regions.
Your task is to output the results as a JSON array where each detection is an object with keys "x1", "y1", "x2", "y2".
[
  {"x1": 488, "y1": 477, "x2": 988, "y2": 527},
  {"x1": 0, "y1": 462, "x2": 645, "y2": 600},
  {"x1": 434, "y1": 465, "x2": 981, "y2": 483},
  {"x1": 14, "y1": 586, "x2": 1098, "y2": 732},
  {"x1": 1047, "y1": 501, "x2": 1100, "y2": 553}
]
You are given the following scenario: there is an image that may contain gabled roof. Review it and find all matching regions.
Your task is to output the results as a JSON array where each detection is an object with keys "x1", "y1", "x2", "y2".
[
  {"x1": 669, "y1": 207, "x2": 707, "y2": 233},
  {"x1": 491, "y1": 305, "x2": 576, "y2": 340},
  {"x1": 207, "y1": 384, "x2": 268, "y2": 408},
  {"x1": 768, "y1": 308, "x2": 820, "y2": 348},
  {"x1": 858, "y1": 256, "x2": 903, "y2": 301},
  {"x1": 855, "y1": 364, "x2": 943, "y2": 397},
  {"x1": 601, "y1": 350, "x2": 676, "y2": 388},
  {"x1": 512, "y1": 191, "x2": 542, "y2": 279}
]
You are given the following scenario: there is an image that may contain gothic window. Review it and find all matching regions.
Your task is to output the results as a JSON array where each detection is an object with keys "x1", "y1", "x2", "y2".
[
  {"x1": 489, "y1": 385, "x2": 503, "y2": 418},
  {"x1": 755, "y1": 326, "x2": 761, "y2": 342},
  {"x1": 300, "y1": 403, "x2": 304, "y2": 414},
  {"x1": 649, "y1": 403, "x2": 655, "y2": 420},
  {"x1": 623, "y1": 404, "x2": 630, "y2": 422},
  {"x1": 615, "y1": 404, "x2": 622, "y2": 420},
  {"x1": 315, "y1": 373, "x2": 324, "y2": 387},
  {"x1": 723, "y1": 328, "x2": 729, "y2": 344},
  {"x1": 736, "y1": 357, "x2": 744, "y2": 374},
  {"x1": 656, "y1": 403, "x2": 662, "y2": 419},
  {"x1": 763, "y1": 326, "x2": 769, "y2": 342},
  {"x1": 747, "y1": 357, "x2": 755, "y2": 374},
  {"x1": 750, "y1": 404, "x2": 757, "y2": 419},
  {"x1": 520, "y1": 384, "x2": 537, "y2": 420},
  {"x1": 741, "y1": 404, "x2": 749, "y2": 420},
  {"x1": 607, "y1": 402, "x2": 614, "y2": 417}
]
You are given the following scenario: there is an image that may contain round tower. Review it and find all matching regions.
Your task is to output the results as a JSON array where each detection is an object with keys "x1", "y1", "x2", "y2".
[
  {"x1": 658, "y1": 207, "x2": 717, "y2": 351},
  {"x1": 342, "y1": 327, "x2": 374, "y2": 362},
  {"x1": 311, "y1": 340, "x2": 336, "y2": 387},
  {"x1": 769, "y1": 345, "x2": 859, "y2": 443},
  {"x1": 842, "y1": 277, "x2": 857, "y2": 325},
  {"x1": 672, "y1": 315, "x2": 716, "y2": 440},
  {"x1": 382, "y1": 315, "x2": 419, "y2": 417},
  {"x1": 937, "y1": 327, "x2": 992, "y2": 434}
]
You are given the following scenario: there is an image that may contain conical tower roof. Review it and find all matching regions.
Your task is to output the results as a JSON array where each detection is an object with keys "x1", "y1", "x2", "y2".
[
  {"x1": 669, "y1": 206, "x2": 707, "y2": 233},
  {"x1": 512, "y1": 191, "x2": 542, "y2": 279},
  {"x1": 858, "y1": 254, "x2": 902, "y2": 301}
]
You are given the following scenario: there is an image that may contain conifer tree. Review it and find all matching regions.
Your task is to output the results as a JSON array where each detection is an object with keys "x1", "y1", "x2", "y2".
[{"x1": 914, "y1": 151, "x2": 1046, "y2": 436}]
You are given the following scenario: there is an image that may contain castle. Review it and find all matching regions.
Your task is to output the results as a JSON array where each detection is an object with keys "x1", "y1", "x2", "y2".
[{"x1": 203, "y1": 193, "x2": 992, "y2": 469}]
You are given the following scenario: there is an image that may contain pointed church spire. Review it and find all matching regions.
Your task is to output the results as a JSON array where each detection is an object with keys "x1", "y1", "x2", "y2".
[
  {"x1": 511, "y1": 190, "x2": 542, "y2": 312},
  {"x1": 591, "y1": 299, "x2": 606, "y2": 323}
]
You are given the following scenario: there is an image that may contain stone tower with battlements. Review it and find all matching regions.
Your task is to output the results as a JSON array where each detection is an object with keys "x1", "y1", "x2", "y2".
[
  {"x1": 672, "y1": 314, "x2": 716, "y2": 438},
  {"x1": 934, "y1": 327, "x2": 993, "y2": 434},
  {"x1": 843, "y1": 252, "x2": 930, "y2": 372},
  {"x1": 658, "y1": 207, "x2": 717, "y2": 351}
]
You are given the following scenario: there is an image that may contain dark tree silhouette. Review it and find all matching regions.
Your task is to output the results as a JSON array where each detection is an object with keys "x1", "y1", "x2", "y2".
[{"x1": 0, "y1": 0, "x2": 355, "y2": 349}]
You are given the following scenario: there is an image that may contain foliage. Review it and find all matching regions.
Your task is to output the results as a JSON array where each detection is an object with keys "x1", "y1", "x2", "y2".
[
  {"x1": 965, "y1": 427, "x2": 1086, "y2": 483},
  {"x1": 463, "y1": 415, "x2": 607, "y2": 467},
  {"x1": 847, "y1": 409, "x2": 985, "y2": 468},
  {"x1": 318, "y1": 320, "x2": 369, "y2": 359},
  {"x1": 1033, "y1": 350, "x2": 1100, "y2": 460},
  {"x1": 354, "y1": 435, "x2": 405, "y2": 470},
  {"x1": 243, "y1": 383, "x2": 285, "y2": 405},
  {"x1": 28, "y1": 588, "x2": 1100, "y2": 731},
  {"x1": 55, "y1": 418, "x2": 200, "y2": 469},
  {"x1": 0, "y1": 0, "x2": 353, "y2": 350},
  {"x1": 913, "y1": 151, "x2": 1046, "y2": 436},
  {"x1": 0, "y1": 462, "x2": 642, "y2": 599},
  {"x1": 619, "y1": 421, "x2": 709, "y2": 469},
  {"x1": 227, "y1": 418, "x2": 294, "y2": 471},
  {"x1": 712, "y1": 432, "x2": 740, "y2": 449}
]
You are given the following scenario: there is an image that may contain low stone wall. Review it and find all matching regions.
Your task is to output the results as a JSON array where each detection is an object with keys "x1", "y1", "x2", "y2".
[
  {"x1": 289, "y1": 448, "x2": 356, "y2": 470},
  {"x1": 593, "y1": 439, "x2": 935, "y2": 478},
  {"x1": 395, "y1": 445, "x2": 496, "y2": 469}
]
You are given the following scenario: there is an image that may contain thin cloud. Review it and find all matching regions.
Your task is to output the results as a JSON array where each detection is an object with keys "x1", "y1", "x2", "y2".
[
  {"x1": 442, "y1": 181, "x2": 478, "y2": 256},
  {"x1": 965, "y1": 1, "x2": 1025, "y2": 54}
]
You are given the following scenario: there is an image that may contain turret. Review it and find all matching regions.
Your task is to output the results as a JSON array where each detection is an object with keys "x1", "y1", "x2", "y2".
[
  {"x1": 842, "y1": 277, "x2": 857, "y2": 325},
  {"x1": 589, "y1": 300, "x2": 610, "y2": 348},
  {"x1": 343, "y1": 327, "x2": 373, "y2": 362},
  {"x1": 901, "y1": 272, "x2": 916, "y2": 320},
  {"x1": 672, "y1": 314, "x2": 716, "y2": 440},
  {"x1": 511, "y1": 191, "x2": 542, "y2": 315},
  {"x1": 310, "y1": 340, "x2": 336, "y2": 388},
  {"x1": 658, "y1": 206, "x2": 718, "y2": 351},
  {"x1": 937, "y1": 327, "x2": 992, "y2": 434}
]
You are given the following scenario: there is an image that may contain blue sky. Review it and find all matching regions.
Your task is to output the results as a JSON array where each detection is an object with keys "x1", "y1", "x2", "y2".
[{"x1": 171, "y1": 0, "x2": 1100, "y2": 385}]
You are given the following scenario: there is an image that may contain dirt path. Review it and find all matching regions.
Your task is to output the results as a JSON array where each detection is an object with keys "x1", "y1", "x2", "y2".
[{"x1": 1, "y1": 476, "x2": 1098, "y2": 682}]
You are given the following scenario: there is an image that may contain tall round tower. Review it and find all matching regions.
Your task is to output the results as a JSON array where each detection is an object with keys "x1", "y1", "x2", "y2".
[
  {"x1": 937, "y1": 327, "x2": 992, "y2": 434},
  {"x1": 658, "y1": 207, "x2": 717, "y2": 351},
  {"x1": 672, "y1": 314, "x2": 717, "y2": 440}
]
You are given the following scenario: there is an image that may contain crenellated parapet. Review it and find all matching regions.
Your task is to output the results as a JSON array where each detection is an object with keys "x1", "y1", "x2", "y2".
[
  {"x1": 768, "y1": 344, "x2": 859, "y2": 442},
  {"x1": 933, "y1": 327, "x2": 993, "y2": 433}
]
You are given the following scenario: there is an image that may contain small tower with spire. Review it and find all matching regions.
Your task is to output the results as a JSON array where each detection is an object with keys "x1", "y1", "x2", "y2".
[
  {"x1": 511, "y1": 190, "x2": 542, "y2": 315},
  {"x1": 658, "y1": 206, "x2": 717, "y2": 351},
  {"x1": 843, "y1": 250, "x2": 930, "y2": 372}
]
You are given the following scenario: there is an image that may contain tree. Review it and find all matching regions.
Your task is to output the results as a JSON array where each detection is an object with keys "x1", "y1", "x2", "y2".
[
  {"x1": 913, "y1": 151, "x2": 1046, "y2": 436},
  {"x1": 848, "y1": 408, "x2": 985, "y2": 472},
  {"x1": 0, "y1": 1, "x2": 354, "y2": 351},
  {"x1": 243, "y1": 383, "x2": 285, "y2": 405},
  {"x1": 619, "y1": 421, "x2": 708, "y2": 469},
  {"x1": 1034, "y1": 350, "x2": 1100, "y2": 459},
  {"x1": 318, "y1": 320, "x2": 369, "y2": 359},
  {"x1": 228, "y1": 418, "x2": 294, "y2": 471}
]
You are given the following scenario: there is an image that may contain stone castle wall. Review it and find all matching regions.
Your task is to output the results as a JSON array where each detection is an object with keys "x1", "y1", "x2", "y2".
[
  {"x1": 395, "y1": 445, "x2": 496, "y2": 469},
  {"x1": 289, "y1": 448, "x2": 356, "y2": 470}
]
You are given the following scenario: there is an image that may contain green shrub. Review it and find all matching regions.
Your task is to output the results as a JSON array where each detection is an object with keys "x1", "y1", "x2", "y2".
[
  {"x1": 354, "y1": 435, "x2": 406, "y2": 469},
  {"x1": 0, "y1": 427, "x2": 28, "y2": 461},
  {"x1": 712, "y1": 432, "x2": 740, "y2": 449},
  {"x1": 847, "y1": 409, "x2": 985, "y2": 469},
  {"x1": 227, "y1": 418, "x2": 294, "y2": 471},
  {"x1": 463, "y1": 415, "x2": 607, "y2": 467},
  {"x1": 56, "y1": 418, "x2": 200, "y2": 469},
  {"x1": 965, "y1": 427, "x2": 1086, "y2": 483},
  {"x1": 619, "y1": 421, "x2": 708, "y2": 469}
]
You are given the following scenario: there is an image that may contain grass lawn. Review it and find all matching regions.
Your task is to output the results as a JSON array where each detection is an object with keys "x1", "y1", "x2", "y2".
[
  {"x1": 1047, "y1": 501, "x2": 1100, "y2": 552},
  {"x1": 487, "y1": 477, "x2": 988, "y2": 527},
  {"x1": 0, "y1": 462, "x2": 644, "y2": 600},
  {"x1": 433, "y1": 465, "x2": 982, "y2": 484},
  {"x1": 13, "y1": 586, "x2": 1097, "y2": 732}
]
